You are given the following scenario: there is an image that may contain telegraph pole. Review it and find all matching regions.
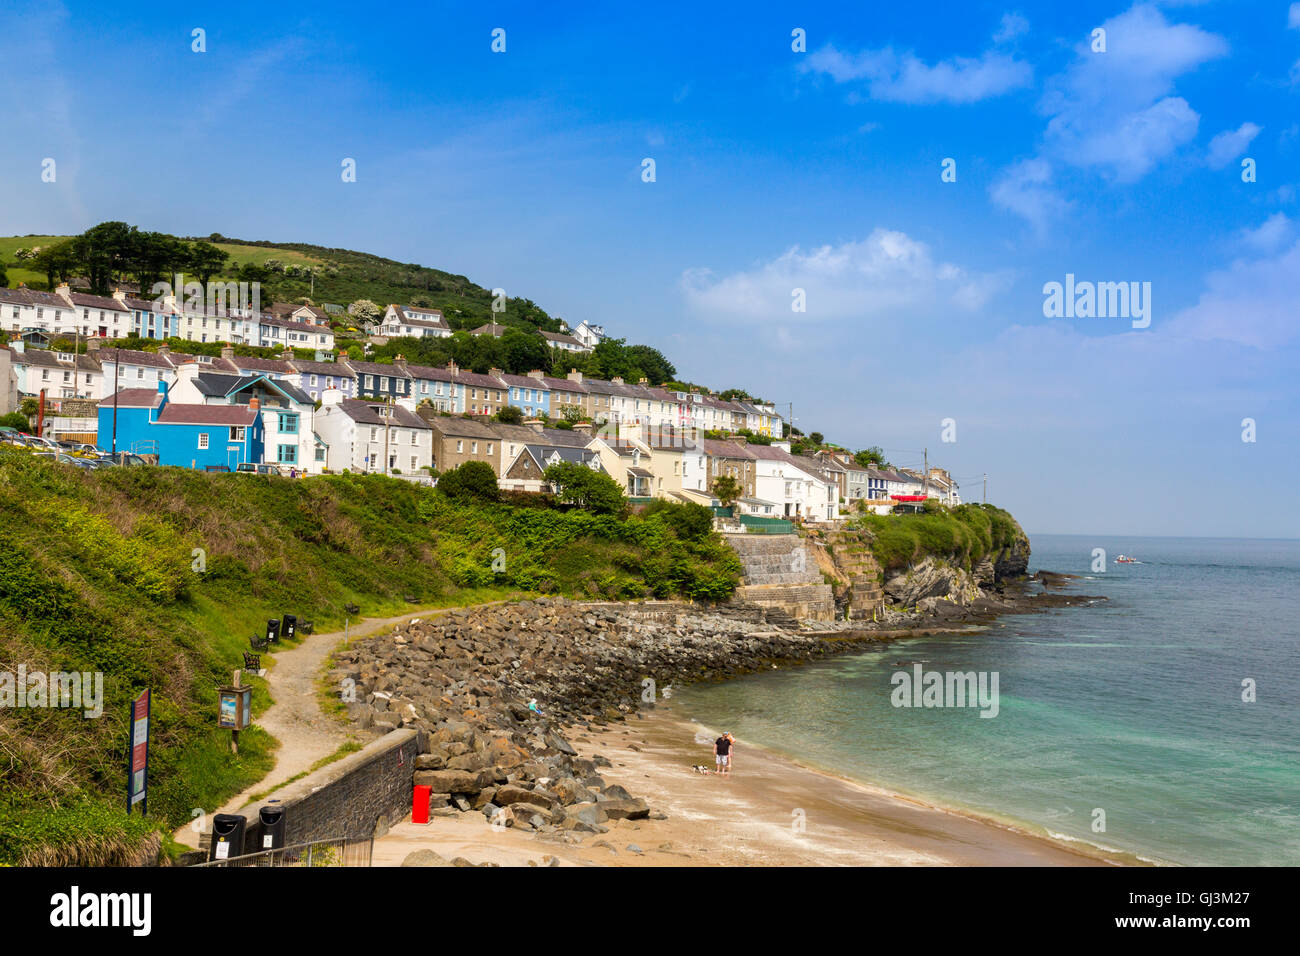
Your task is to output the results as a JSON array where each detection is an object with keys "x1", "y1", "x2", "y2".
[
  {"x1": 983, "y1": 473, "x2": 987, "y2": 504},
  {"x1": 923, "y1": 447, "x2": 929, "y2": 498},
  {"x1": 383, "y1": 395, "x2": 391, "y2": 476}
]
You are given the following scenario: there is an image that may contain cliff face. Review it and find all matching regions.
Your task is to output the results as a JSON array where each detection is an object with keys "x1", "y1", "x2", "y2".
[{"x1": 808, "y1": 507, "x2": 1032, "y2": 614}]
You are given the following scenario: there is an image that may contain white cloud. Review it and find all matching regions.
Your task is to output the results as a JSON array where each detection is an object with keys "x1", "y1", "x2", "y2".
[
  {"x1": 803, "y1": 44, "x2": 1031, "y2": 104},
  {"x1": 1168, "y1": 236, "x2": 1300, "y2": 348},
  {"x1": 994, "y1": 13, "x2": 1030, "y2": 44},
  {"x1": 1289, "y1": 3, "x2": 1300, "y2": 29},
  {"x1": 680, "y1": 229, "x2": 1006, "y2": 324},
  {"x1": 1206, "y1": 122, "x2": 1262, "y2": 168},
  {"x1": 1235, "y1": 212, "x2": 1294, "y2": 253},
  {"x1": 1040, "y1": 3, "x2": 1228, "y2": 181},
  {"x1": 989, "y1": 158, "x2": 1074, "y2": 234}
]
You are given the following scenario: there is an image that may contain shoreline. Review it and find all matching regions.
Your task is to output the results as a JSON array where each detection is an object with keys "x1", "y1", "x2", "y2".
[
  {"x1": 344, "y1": 572, "x2": 1133, "y2": 867},
  {"x1": 375, "y1": 702, "x2": 1137, "y2": 866}
]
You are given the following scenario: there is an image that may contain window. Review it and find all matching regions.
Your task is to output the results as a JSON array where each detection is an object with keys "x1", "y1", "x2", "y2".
[
  {"x1": 486, "y1": 443, "x2": 493, "y2": 454},
  {"x1": 198, "y1": 433, "x2": 210, "y2": 450},
  {"x1": 315, "y1": 447, "x2": 326, "y2": 462},
  {"x1": 279, "y1": 413, "x2": 299, "y2": 434},
  {"x1": 410, "y1": 456, "x2": 417, "y2": 470},
  {"x1": 278, "y1": 444, "x2": 297, "y2": 464},
  {"x1": 370, "y1": 427, "x2": 377, "y2": 441},
  {"x1": 456, "y1": 440, "x2": 463, "y2": 453},
  {"x1": 410, "y1": 431, "x2": 417, "y2": 445},
  {"x1": 326, "y1": 376, "x2": 335, "y2": 387},
  {"x1": 311, "y1": 375, "x2": 318, "y2": 386},
  {"x1": 471, "y1": 442, "x2": 478, "y2": 454}
]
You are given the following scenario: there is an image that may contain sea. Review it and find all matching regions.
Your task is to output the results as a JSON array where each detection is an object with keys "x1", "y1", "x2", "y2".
[{"x1": 671, "y1": 534, "x2": 1300, "y2": 865}]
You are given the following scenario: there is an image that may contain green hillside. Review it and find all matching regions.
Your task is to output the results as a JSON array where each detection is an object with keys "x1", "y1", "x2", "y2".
[{"x1": 0, "y1": 451, "x2": 740, "y2": 865}]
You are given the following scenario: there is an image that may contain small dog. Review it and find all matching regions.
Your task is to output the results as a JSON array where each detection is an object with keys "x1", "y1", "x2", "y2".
[{"x1": 691, "y1": 764, "x2": 712, "y2": 774}]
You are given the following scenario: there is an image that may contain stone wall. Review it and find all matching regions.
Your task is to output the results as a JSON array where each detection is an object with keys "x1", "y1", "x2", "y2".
[
  {"x1": 231, "y1": 728, "x2": 421, "y2": 855},
  {"x1": 724, "y1": 533, "x2": 835, "y2": 621}
]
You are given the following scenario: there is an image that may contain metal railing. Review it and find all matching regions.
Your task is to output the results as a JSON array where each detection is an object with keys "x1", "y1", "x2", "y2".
[{"x1": 192, "y1": 837, "x2": 373, "y2": 868}]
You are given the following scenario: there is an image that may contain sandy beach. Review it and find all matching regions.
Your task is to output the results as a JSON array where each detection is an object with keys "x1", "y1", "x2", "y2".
[{"x1": 374, "y1": 703, "x2": 1127, "y2": 867}]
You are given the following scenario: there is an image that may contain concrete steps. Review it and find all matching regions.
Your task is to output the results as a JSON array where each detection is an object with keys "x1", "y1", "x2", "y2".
[{"x1": 724, "y1": 533, "x2": 834, "y2": 622}]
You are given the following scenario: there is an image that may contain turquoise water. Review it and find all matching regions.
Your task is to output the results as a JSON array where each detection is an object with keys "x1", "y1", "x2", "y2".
[{"x1": 672, "y1": 535, "x2": 1300, "y2": 865}]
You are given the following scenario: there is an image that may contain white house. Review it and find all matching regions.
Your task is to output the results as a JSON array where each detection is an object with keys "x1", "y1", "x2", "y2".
[
  {"x1": 571, "y1": 320, "x2": 606, "y2": 350},
  {"x1": 258, "y1": 314, "x2": 335, "y2": 352},
  {"x1": 314, "y1": 391, "x2": 433, "y2": 474},
  {"x1": 379, "y1": 304, "x2": 452, "y2": 339},
  {"x1": 749, "y1": 444, "x2": 836, "y2": 520}
]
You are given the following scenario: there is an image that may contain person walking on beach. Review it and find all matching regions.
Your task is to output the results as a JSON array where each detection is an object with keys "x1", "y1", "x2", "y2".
[{"x1": 713, "y1": 732, "x2": 734, "y2": 775}]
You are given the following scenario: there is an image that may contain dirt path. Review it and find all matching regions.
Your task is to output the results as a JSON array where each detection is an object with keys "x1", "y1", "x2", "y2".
[{"x1": 174, "y1": 603, "x2": 507, "y2": 849}]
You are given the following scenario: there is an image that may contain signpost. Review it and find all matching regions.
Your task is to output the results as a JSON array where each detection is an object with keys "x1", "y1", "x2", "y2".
[
  {"x1": 218, "y1": 673, "x2": 252, "y2": 753},
  {"x1": 127, "y1": 689, "x2": 150, "y2": 815}
]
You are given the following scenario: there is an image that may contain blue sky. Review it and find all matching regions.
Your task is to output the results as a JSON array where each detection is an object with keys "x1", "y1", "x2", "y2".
[{"x1": 3, "y1": 0, "x2": 1299, "y2": 538}]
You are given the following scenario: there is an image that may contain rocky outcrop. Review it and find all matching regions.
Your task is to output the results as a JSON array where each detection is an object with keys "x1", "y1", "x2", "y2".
[
  {"x1": 882, "y1": 556, "x2": 982, "y2": 608},
  {"x1": 331, "y1": 600, "x2": 883, "y2": 840}
]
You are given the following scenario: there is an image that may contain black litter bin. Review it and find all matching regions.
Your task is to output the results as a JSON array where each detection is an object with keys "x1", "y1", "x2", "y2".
[
  {"x1": 258, "y1": 803, "x2": 287, "y2": 850},
  {"x1": 266, "y1": 619, "x2": 280, "y2": 644},
  {"x1": 282, "y1": 614, "x2": 297, "y2": 640},
  {"x1": 208, "y1": 813, "x2": 247, "y2": 862}
]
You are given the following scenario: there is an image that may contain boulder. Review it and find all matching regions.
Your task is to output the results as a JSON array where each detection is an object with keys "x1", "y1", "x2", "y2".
[{"x1": 402, "y1": 850, "x2": 454, "y2": 867}]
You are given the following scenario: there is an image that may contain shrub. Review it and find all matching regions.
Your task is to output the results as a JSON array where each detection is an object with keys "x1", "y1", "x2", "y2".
[
  {"x1": 436, "y1": 461, "x2": 499, "y2": 502},
  {"x1": 543, "y1": 463, "x2": 626, "y2": 515},
  {"x1": 642, "y1": 499, "x2": 714, "y2": 541}
]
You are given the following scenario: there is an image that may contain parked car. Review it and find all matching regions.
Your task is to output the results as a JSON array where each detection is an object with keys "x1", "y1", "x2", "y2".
[
  {"x1": 103, "y1": 452, "x2": 147, "y2": 467},
  {"x1": 24, "y1": 435, "x2": 59, "y2": 451},
  {"x1": 56, "y1": 453, "x2": 95, "y2": 470},
  {"x1": 236, "y1": 463, "x2": 284, "y2": 476}
]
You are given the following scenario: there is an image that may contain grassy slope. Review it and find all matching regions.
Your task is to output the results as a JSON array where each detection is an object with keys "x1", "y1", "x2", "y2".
[
  {"x1": 852, "y1": 503, "x2": 1029, "y2": 575},
  {"x1": 0, "y1": 453, "x2": 740, "y2": 864},
  {"x1": 0, "y1": 234, "x2": 554, "y2": 333}
]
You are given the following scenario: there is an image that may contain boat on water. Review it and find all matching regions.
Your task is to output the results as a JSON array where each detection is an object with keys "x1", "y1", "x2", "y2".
[{"x1": 1115, "y1": 554, "x2": 1138, "y2": 563}]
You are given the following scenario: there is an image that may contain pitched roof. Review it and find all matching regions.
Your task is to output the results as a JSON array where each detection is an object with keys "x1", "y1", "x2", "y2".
[
  {"x1": 226, "y1": 355, "x2": 294, "y2": 375},
  {"x1": 539, "y1": 330, "x2": 584, "y2": 347},
  {"x1": 95, "y1": 347, "x2": 173, "y2": 369},
  {"x1": 422, "y1": 416, "x2": 500, "y2": 439},
  {"x1": 0, "y1": 287, "x2": 69, "y2": 309},
  {"x1": 702, "y1": 439, "x2": 756, "y2": 459},
  {"x1": 156, "y1": 403, "x2": 259, "y2": 426},
  {"x1": 68, "y1": 292, "x2": 130, "y2": 313},
  {"x1": 97, "y1": 388, "x2": 162, "y2": 408},
  {"x1": 336, "y1": 399, "x2": 430, "y2": 429}
]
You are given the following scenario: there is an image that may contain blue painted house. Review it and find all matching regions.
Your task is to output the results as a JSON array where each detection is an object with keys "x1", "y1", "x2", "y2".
[{"x1": 97, "y1": 382, "x2": 264, "y2": 468}]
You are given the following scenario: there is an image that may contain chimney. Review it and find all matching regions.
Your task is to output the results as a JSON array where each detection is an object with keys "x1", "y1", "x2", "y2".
[
  {"x1": 488, "y1": 367, "x2": 504, "y2": 378},
  {"x1": 55, "y1": 282, "x2": 71, "y2": 301},
  {"x1": 281, "y1": 348, "x2": 293, "y2": 360},
  {"x1": 446, "y1": 360, "x2": 459, "y2": 375},
  {"x1": 527, "y1": 369, "x2": 545, "y2": 381},
  {"x1": 567, "y1": 370, "x2": 583, "y2": 383},
  {"x1": 221, "y1": 346, "x2": 235, "y2": 360},
  {"x1": 573, "y1": 421, "x2": 593, "y2": 436},
  {"x1": 249, "y1": 396, "x2": 260, "y2": 412},
  {"x1": 638, "y1": 377, "x2": 648, "y2": 385},
  {"x1": 611, "y1": 376, "x2": 624, "y2": 385},
  {"x1": 523, "y1": 418, "x2": 544, "y2": 432},
  {"x1": 732, "y1": 435, "x2": 747, "y2": 445},
  {"x1": 394, "y1": 354, "x2": 407, "y2": 368},
  {"x1": 321, "y1": 387, "x2": 344, "y2": 407},
  {"x1": 86, "y1": 338, "x2": 101, "y2": 352},
  {"x1": 157, "y1": 344, "x2": 170, "y2": 356}
]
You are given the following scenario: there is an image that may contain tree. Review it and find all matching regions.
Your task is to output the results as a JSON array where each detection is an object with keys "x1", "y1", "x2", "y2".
[
  {"x1": 624, "y1": 344, "x2": 676, "y2": 385},
  {"x1": 0, "y1": 262, "x2": 7, "y2": 288},
  {"x1": 500, "y1": 327, "x2": 549, "y2": 374},
  {"x1": 32, "y1": 241, "x2": 78, "y2": 290},
  {"x1": 436, "y1": 461, "x2": 499, "y2": 502},
  {"x1": 495, "y1": 405, "x2": 524, "y2": 425},
  {"x1": 348, "y1": 299, "x2": 382, "y2": 325},
  {"x1": 188, "y1": 241, "x2": 230, "y2": 285},
  {"x1": 809, "y1": 431, "x2": 824, "y2": 446},
  {"x1": 711, "y1": 475, "x2": 742, "y2": 508},
  {"x1": 854, "y1": 446, "x2": 886, "y2": 468},
  {"x1": 558, "y1": 404, "x2": 585, "y2": 424},
  {"x1": 544, "y1": 462, "x2": 626, "y2": 515}
]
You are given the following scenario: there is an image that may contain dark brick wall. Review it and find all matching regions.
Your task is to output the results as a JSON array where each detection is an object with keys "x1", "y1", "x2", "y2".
[{"x1": 236, "y1": 728, "x2": 421, "y2": 854}]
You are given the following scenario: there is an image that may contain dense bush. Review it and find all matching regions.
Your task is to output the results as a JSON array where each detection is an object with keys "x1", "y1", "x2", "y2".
[
  {"x1": 436, "y1": 460, "x2": 499, "y2": 502},
  {"x1": 0, "y1": 452, "x2": 740, "y2": 863},
  {"x1": 854, "y1": 502, "x2": 1026, "y2": 572},
  {"x1": 543, "y1": 462, "x2": 627, "y2": 515},
  {"x1": 641, "y1": 499, "x2": 714, "y2": 541}
]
